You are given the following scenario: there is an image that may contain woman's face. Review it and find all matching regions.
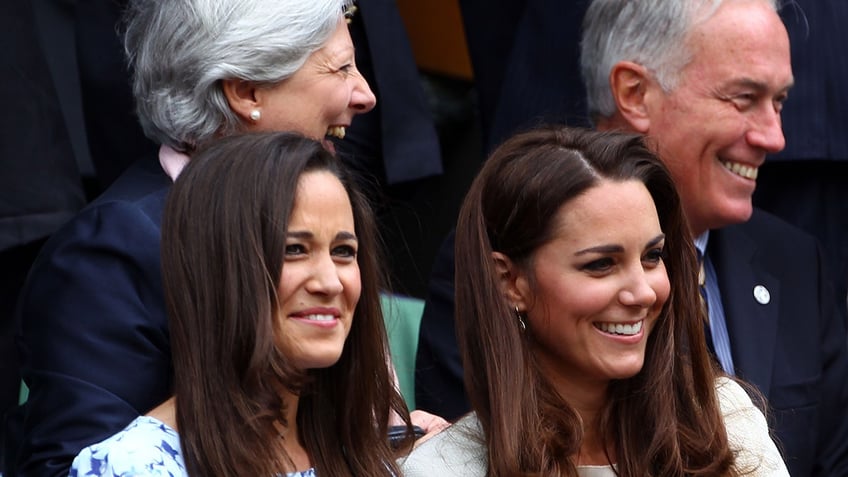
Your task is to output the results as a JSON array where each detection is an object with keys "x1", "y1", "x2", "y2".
[
  {"x1": 514, "y1": 179, "x2": 670, "y2": 392},
  {"x1": 275, "y1": 170, "x2": 361, "y2": 370},
  {"x1": 253, "y1": 19, "x2": 376, "y2": 151}
]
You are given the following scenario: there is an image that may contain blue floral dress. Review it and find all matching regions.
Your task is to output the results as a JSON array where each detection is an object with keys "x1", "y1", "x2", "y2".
[{"x1": 69, "y1": 416, "x2": 316, "y2": 477}]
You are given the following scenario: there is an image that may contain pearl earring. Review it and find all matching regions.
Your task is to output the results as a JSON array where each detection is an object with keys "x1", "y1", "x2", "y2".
[{"x1": 249, "y1": 110, "x2": 261, "y2": 121}]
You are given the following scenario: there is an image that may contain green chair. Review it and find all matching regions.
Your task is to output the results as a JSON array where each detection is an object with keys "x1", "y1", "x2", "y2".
[
  {"x1": 19, "y1": 380, "x2": 28, "y2": 405},
  {"x1": 380, "y1": 293, "x2": 425, "y2": 410}
]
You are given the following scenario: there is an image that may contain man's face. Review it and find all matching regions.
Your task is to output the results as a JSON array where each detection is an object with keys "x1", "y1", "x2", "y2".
[{"x1": 645, "y1": 0, "x2": 793, "y2": 236}]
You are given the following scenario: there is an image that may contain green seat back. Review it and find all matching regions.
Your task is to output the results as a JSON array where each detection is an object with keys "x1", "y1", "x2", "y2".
[{"x1": 380, "y1": 294, "x2": 424, "y2": 409}]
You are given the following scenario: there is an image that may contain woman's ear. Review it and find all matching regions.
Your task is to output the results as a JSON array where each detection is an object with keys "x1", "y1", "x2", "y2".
[
  {"x1": 221, "y1": 79, "x2": 259, "y2": 123},
  {"x1": 491, "y1": 251, "x2": 530, "y2": 309}
]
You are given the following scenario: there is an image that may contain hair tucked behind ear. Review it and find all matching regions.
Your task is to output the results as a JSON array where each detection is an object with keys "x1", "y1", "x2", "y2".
[
  {"x1": 454, "y1": 125, "x2": 735, "y2": 476},
  {"x1": 162, "y1": 131, "x2": 408, "y2": 476}
]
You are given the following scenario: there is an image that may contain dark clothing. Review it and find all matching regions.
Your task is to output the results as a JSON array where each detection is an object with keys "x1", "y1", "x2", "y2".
[{"x1": 5, "y1": 157, "x2": 172, "y2": 477}]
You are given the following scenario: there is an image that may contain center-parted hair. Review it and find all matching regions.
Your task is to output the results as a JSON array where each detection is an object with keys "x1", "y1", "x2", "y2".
[
  {"x1": 123, "y1": 0, "x2": 353, "y2": 151},
  {"x1": 161, "y1": 132, "x2": 407, "y2": 476},
  {"x1": 454, "y1": 125, "x2": 735, "y2": 476}
]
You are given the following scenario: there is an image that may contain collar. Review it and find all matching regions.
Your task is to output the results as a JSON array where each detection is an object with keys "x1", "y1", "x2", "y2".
[
  {"x1": 158, "y1": 144, "x2": 190, "y2": 181},
  {"x1": 694, "y1": 230, "x2": 711, "y2": 257}
]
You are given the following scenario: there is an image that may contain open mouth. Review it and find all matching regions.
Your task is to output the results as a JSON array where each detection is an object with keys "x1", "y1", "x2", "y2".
[
  {"x1": 326, "y1": 126, "x2": 346, "y2": 139},
  {"x1": 593, "y1": 320, "x2": 643, "y2": 336},
  {"x1": 720, "y1": 160, "x2": 758, "y2": 180}
]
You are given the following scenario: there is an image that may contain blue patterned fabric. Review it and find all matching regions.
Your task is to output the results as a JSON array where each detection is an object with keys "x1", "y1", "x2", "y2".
[{"x1": 69, "y1": 416, "x2": 317, "y2": 477}]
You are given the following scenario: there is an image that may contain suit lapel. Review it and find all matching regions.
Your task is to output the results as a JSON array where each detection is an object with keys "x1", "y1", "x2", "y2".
[{"x1": 709, "y1": 225, "x2": 780, "y2": 398}]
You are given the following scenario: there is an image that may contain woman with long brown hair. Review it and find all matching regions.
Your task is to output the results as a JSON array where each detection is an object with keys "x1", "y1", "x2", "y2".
[
  {"x1": 401, "y1": 126, "x2": 787, "y2": 476},
  {"x1": 70, "y1": 132, "x2": 409, "y2": 475}
]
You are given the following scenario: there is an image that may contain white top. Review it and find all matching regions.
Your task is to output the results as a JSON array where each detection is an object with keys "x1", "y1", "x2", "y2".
[{"x1": 399, "y1": 377, "x2": 789, "y2": 476}]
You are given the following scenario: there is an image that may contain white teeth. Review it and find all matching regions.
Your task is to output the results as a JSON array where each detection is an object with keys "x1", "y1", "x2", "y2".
[
  {"x1": 326, "y1": 126, "x2": 346, "y2": 139},
  {"x1": 304, "y1": 314, "x2": 335, "y2": 321},
  {"x1": 594, "y1": 321, "x2": 643, "y2": 336},
  {"x1": 721, "y1": 160, "x2": 758, "y2": 180}
]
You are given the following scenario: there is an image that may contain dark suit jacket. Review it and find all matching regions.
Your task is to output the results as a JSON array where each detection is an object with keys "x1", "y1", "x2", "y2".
[
  {"x1": 458, "y1": 0, "x2": 590, "y2": 153},
  {"x1": 6, "y1": 156, "x2": 172, "y2": 477},
  {"x1": 709, "y1": 210, "x2": 848, "y2": 476},
  {"x1": 773, "y1": 0, "x2": 848, "y2": 162},
  {"x1": 416, "y1": 210, "x2": 848, "y2": 477}
]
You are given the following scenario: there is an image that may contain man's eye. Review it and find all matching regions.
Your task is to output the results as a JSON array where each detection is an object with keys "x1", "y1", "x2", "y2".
[{"x1": 732, "y1": 93, "x2": 756, "y2": 109}]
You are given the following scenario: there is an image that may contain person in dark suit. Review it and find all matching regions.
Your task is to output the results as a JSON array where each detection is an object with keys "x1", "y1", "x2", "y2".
[
  {"x1": 416, "y1": 1, "x2": 848, "y2": 475},
  {"x1": 5, "y1": 1, "x2": 380, "y2": 474}
]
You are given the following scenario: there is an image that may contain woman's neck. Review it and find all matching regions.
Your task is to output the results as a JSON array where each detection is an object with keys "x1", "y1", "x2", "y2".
[
  {"x1": 551, "y1": 379, "x2": 615, "y2": 466},
  {"x1": 150, "y1": 393, "x2": 313, "y2": 472},
  {"x1": 278, "y1": 390, "x2": 311, "y2": 471}
]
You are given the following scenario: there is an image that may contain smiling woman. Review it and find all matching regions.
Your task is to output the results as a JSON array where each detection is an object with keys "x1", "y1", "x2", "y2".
[
  {"x1": 399, "y1": 125, "x2": 789, "y2": 476},
  {"x1": 68, "y1": 132, "x2": 409, "y2": 476}
]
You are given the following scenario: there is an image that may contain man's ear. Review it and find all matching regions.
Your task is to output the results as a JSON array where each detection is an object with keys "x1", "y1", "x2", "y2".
[
  {"x1": 491, "y1": 251, "x2": 530, "y2": 310},
  {"x1": 609, "y1": 61, "x2": 654, "y2": 133},
  {"x1": 221, "y1": 79, "x2": 259, "y2": 123}
]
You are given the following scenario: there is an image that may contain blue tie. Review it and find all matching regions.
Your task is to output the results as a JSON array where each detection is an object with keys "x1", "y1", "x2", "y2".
[{"x1": 698, "y1": 253, "x2": 717, "y2": 357}]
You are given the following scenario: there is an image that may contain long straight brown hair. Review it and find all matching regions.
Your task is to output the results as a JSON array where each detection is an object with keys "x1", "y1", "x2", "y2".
[
  {"x1": 454, "y1": 126, "x2": 736, "y2": 476},
  {"x1": 161, "y1": 132, "x2": 409, "y2": 476}
]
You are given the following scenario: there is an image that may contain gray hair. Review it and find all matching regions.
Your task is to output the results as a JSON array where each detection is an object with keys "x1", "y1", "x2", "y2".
[
  {"x1": 124, "y1": 0, "x2": 353, "y2": 150},
  {"x1": 580, "y1": 0, "x2": 779, "y2": 120}
]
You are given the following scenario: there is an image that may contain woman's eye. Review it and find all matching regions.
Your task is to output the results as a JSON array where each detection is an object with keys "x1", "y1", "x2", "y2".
[
  {"x1": 581, "y1": 257, "x2": 614, "y2": 272},
  {"x1": 332, "y1": 244, "x2": 357, "y2": 259},
  {"x1": 285, "y1": 244, "x2": 306, "y2": 256},
  {"x1": 643, "y1": 247, "x2": 664, "y2": 265}
]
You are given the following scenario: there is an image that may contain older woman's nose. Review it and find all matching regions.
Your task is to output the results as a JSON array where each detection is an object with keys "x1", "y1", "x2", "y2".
[{"x1": 351, "y1": 72, "x2": 377, "y2": 113}]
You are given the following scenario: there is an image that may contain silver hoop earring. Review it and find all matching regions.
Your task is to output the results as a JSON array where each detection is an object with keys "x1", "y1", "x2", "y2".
[
  {"x1": 514, "y1": 306, "x2": 527, "y2": 332},
  {"x1": 249, "y1": 110, "x2": 261, "y2": 121}
]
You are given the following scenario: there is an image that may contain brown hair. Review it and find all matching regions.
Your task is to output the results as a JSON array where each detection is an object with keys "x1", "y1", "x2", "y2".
[
  {"x1": 161, "y1": 131, "x2": 409, "y2": 476},
  {"x1": 454, "y1": 125, "x2": 734, "y2": 476}
]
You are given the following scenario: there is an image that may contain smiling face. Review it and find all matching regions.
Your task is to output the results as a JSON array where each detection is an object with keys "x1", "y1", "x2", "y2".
[
  {"x1": 512, "y1": 179, "x2": 670, "y2": 393},
  {"x1": 252, "y1": 19, "x2": 376, "y2": 149},
  {"x1": 275, "y1": 170, "x2": 361, "y2": 370},
  {"x1": 644, "y1": 0, "x2": 792, "y2": 236}
]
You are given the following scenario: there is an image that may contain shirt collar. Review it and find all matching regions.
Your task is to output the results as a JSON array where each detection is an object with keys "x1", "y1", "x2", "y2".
[
  {"x1": 694, "y1": 230, "x2": 710, "y2": 257},
  {"x1": 158, "y1": 144, "x2": 190, "y2": 181}
]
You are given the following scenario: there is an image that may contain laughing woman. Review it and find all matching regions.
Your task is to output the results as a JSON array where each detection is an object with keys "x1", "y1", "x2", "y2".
[{"x1": 400, "y1": 126, "x2": 788, "y2": 476}]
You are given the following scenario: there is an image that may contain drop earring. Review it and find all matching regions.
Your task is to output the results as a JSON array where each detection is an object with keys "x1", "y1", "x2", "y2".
[
  {"x1": 514, "y1": 306, "x2": 527, "y2": 332},
  {"x1": 249, "y1": 110, "x2": 261, "y2": 121}
]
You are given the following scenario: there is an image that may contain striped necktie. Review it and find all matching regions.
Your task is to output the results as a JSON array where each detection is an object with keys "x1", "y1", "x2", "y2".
[{"x1": 698, "y1": 252, "x2": 717, "y2": 356}]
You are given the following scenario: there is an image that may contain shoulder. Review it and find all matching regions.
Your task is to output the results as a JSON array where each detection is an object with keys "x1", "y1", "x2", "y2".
[
  {"x1": 24, "y1": 159, "x2": 170, "y2": 295},
  {"x1": 714, "y1": 378, "x2": 789, "y2": 476},
  {"x1": 727, "y1": 208, "x2": 818, "y2": 251},
  {"x1": 398, "y1": 413, "x2": 487, "y2": 477},
  {"x1": 70, "y1": 416, "x2": 185, "y2": 477}
]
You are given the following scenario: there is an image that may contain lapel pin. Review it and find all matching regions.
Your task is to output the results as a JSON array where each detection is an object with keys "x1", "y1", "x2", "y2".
[{"x1": 753, "y1": 285, "x2": 770, "y2": 305}]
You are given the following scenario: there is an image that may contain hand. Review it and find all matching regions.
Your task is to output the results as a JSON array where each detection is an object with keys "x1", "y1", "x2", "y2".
[{"x1": 410, "y1": 409, "x2": 450, "y2": 446}]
